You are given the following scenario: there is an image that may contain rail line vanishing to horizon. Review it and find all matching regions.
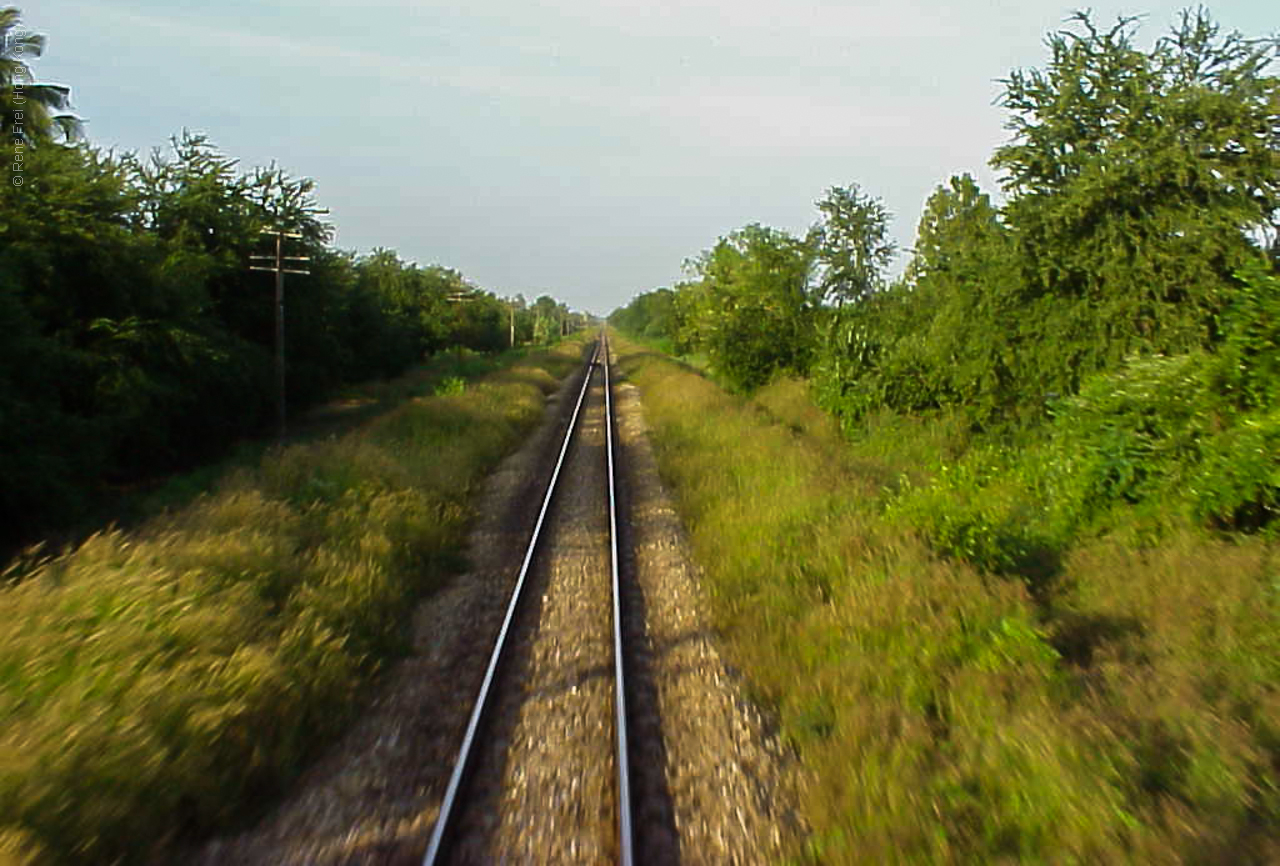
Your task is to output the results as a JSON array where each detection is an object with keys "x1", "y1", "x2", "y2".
[{"x1": 422, "y1": 332, "x2": 635, "y2": 865}]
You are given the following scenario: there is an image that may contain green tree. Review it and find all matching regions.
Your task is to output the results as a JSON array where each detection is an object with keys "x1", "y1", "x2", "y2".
[
  {"x1": 905, "y1": 173, "x2": 1000, "y2": 286},
  {"x1": 449, "y1": 287, "x2": 508, "y2": 351},
  {"x1": 609, "y1": 287, "x2": 678, "y2": 343},
  {"x1": 993, "y1": 9, "x2": 1280, "y2": 385},
  {"x1": 126, "y1": 132, "x2": 330, "y2": 347},
  {"x1": 812, "y1": 183, "x2": 897, "y2": 304},
  {"x1": 819, "y1": 12, "x2": 1280, "y2": 432},
  {"x1": 532, "y1": 294, "x2": 563, "y2": 344},
  {"x1": 0, "y1": 142, "x2": 208, "y2": 536},
  {"x1": 682, "y1": 224, "x2": 817, "y2": 390}
]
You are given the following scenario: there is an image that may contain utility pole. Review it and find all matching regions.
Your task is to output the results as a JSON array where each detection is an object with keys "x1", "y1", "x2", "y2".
[
  {"x1": 447, "y1": 288, "x2": 480, "y2": 366},
  {"x1": 449, "y1": 290, "x2": 518, "y2": 352},
  {"x1": 250, "y1": 228, "x2": 310, "y2": 441}
]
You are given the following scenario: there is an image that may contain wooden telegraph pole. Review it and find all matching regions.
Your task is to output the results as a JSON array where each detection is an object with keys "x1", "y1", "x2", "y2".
[
  {"x1": 250, "y1": 228, "x2": 310, "y2": 441},
  {"x1": 447, "y1": 288, "x2": 478, "y2": 366}
]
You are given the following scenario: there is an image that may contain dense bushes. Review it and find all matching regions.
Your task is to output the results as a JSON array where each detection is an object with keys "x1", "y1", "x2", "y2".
[
  {"x1": 611, "y1": 184, "x2": 896, "y2": 391},
  {"x1": 887, "y1": 260, "x2": 1280, "y2": 583},
  {"x1": 672, "y1": 224, "x2": 819, "y2": 390},
  {"x1": 607, "y1": 286, "x2": 679, "y2": 349},
  {"x1": 617, "y1": 339, "x2": 1280, "y2": 862},
  {"x1": 608, "y1": 11, "x2": 1280, "y2": 859},
  {"x1": 0, "y1": 131, "x2": 572, "y2": 549},
  {"x1": 816, "y1": 12, "x2": 1278, "y2": 432}
]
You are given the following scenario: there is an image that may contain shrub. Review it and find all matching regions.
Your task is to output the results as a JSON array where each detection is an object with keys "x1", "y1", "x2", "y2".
[
  {"x1": 622, "y1": 335, "x2": 1280, "y2": 861},
  {"x1": 1192, "y1": 409, "x2": 1280, "y2": 531},
  {"x1": 887, "y1": 450, "x2": 1060, "y2": 580},
  {"x1": 1045, "y1": 352, "x2": 1210, "y2": 512}
]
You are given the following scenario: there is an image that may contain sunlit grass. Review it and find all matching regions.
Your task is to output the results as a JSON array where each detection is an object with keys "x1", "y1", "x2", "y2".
[
  {"x1": 0, "y1": 338, "x2": 585, "y2": 864},
  {"x1": 614, "y1": 336, "x2": 1280, "y2": 863},
  {"x1": 132, "y1": 346, "x2": 546, "y2": 520}
]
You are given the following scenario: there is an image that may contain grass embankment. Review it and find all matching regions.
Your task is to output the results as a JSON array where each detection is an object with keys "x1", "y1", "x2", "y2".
[
  {"x1": 613, "y1": 337, "x2": 1279, "y2": 864},
  {"x1": 0, "y1": 339, "x2": 585, "y2": 865}
]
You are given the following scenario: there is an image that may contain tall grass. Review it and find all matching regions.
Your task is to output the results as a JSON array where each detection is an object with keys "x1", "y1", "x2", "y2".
[
  {"x1": 0, "y1": 340, "x2": 584, "y2": 864},
  {"x1": 615, "y1": 336, "x2": 1280, "y2": 863}
]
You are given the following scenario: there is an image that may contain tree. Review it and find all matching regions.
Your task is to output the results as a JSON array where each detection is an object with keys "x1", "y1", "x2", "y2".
[
  {"x1": 993, "y1": 9, "x2": 1280, "y2": 376},
  {"x1": 609, "y1": 287, "x2": 678, "y2": 343},
  {"x1": 909, "y1": 176, "x2": 1021, "y2": 418},
  {"x1": 532, "y1": 294, "x2": 564, "y2": 344},
  {"x1": 682, "y1": 224, "x2": 817, "y2": 390},
  {"x1": 816, "y1": 11, "x2": 1280, "y2": 431},
  {"x1": 812, "y1": 183, "x2": 897, "y2": 304},
  {"x1": 0, "y1": 7, "x2": 81, "y2": 145},
  {"x1": 906, "y1": 174, "x2": 1000, "y2": 286},
  {"x1": 506, "y1": 293, "x2": 536, "y2": 345}
]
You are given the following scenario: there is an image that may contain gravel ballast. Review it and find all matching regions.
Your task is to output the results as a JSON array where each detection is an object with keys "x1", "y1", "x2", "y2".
[{"x1": 188, "y1": 345, "x2": 802, "y2": 864}]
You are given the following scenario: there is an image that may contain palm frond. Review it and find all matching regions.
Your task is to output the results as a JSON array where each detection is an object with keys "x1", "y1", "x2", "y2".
[
  {"x1": 0, "y1": 25, "x2": 45, "y2": 64},
  {"x1": 18, "y1": 81, "x2": 71, "y2": 110},
  {"x1": 51, "y1": 112, "x2": 83, "y2": 142}
]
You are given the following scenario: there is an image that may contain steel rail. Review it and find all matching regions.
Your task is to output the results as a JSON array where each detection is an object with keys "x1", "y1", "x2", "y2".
[
  {"x1": 422, "y1": 340, "x2": 602, "y2": 866},
  {"x1": 603, "y1": 331, "x2": 635, "y2": 866}
]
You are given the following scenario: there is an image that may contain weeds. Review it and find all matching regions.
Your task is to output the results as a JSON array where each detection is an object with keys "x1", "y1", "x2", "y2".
[
  {"x1": 614, "y1": 335, "x2": 1280, "y2": 863},
  {"x1": 0, "y1": 339, "x2": 584, "y2": 864}
]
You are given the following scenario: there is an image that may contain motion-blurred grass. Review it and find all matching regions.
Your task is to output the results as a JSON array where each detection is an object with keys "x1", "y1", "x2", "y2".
[
  {"x1": 615, "y1": 335, "x2": 1279, "y2": 864},
  {"x1": 0, "y1": 339, "x2": 584, "y2": 864}
]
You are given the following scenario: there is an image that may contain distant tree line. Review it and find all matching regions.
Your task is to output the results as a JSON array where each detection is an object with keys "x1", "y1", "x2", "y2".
[
  {"x1": 0, "y1": 8, "x2": 578, "y2": 548},
  {"x1": 611, "y1": 9, "x2": 1279, "y2": 529}
]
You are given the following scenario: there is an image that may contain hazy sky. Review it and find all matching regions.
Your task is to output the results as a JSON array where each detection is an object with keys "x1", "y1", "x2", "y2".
[{"x1": 27, "y1": 0, "x2": 1278, "y2": 314}]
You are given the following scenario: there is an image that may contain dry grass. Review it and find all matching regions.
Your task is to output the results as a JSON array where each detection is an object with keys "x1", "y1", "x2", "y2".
[
  {"x1": 614, "y1": 336, "x2": 1280, "y2": 864},
  {"x1": 0, "y1": 339, "x2": 585, "y2": 864}
]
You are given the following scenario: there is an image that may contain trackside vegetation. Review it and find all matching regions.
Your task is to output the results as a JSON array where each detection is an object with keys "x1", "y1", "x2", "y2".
[
  {"x1": 0, "y1": 334, "x2": 583, "y2": 864},
  {"x1": 611, "y1": 8, "x2": 1280, "y2": 863},
  {"x1": 1, "y1": 12, "x2": 593, "y2": 863},
  {"x1": 0, "y1": 7, "x2": 584, "y2": 553},
  {"x1": 614, "y1": 337, "x2": 1279, "y2": 863}
]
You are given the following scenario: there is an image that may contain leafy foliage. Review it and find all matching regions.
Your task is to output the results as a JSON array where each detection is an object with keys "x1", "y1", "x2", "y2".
[
  {"x1": 608, "y1": 286, "x2": 679, "y2": 346},
  {"x1": 614, "y1": 186, "x2": 897, "y2": 392},
  {"x1": 674, "y1": 224, "x2": 818, "y2": 390},
  {"x1": 0, "y1": 127, "x2": 574, "y2": 550},
  {"x1": 812, "y1": 182, "x2": 896, "y2": 304},
  {"x1": 813, "y1": 174, "x2": 1018, "y2": 424},
  {"x1": 993, "y1": 10, "x2": 1277, "y2": 383},
  {"x1": 891, "y1": 260, "x2": 1280, "y2": 586},
  {"x1": 813, "y1": 10, "x2": 1280, "y2": 434}
]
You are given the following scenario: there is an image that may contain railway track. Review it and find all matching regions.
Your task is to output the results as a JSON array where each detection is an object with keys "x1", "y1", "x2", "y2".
[{"x1": 423, "y1": 333, "x2": 635, "y2": 865}]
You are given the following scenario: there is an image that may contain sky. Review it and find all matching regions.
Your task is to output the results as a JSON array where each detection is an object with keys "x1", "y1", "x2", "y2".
[{"x1": 24, "y1": 0, "x2": 1279, "y2": 315}]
